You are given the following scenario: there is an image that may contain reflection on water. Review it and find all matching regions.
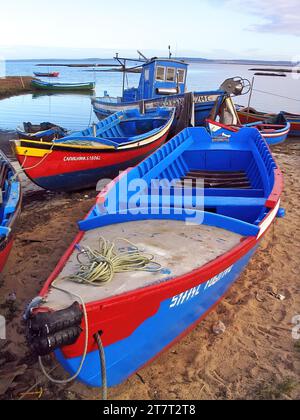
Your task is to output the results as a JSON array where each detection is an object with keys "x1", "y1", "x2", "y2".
[
  {"x1": 0, "y1": 93, "x2": 95, "y2": 130},
  {"x1": 0, "y1": 60, "x2": 299, "y2": 131}
]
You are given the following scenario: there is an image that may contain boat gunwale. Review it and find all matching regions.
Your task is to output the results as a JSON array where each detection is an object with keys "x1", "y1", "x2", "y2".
[
  {"x1": 0, "y1": 151, "x2": 23, "y2": 245},
  {"x1": 207, "y1": 118, "x2": 291, "y2": 137},
  {"x1": 14, "y1": 109, "x2": 175, "y2": 153}
]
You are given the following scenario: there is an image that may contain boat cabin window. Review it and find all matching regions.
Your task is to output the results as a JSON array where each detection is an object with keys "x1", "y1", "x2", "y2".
[
  {"x1": 166, "y1": 67, "x2": 176, "y2": 82},
  {"x1": 144, "y1": 68, "x2": 150, "y2": 81},
  {"x1": 156, "y1": 66, "x2": 166, "y2": 81},
  {"x1": 177, "y1": 69, "x2": 185, "y2": 84}
]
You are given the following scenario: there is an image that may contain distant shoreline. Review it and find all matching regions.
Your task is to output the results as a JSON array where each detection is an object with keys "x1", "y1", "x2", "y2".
[{"x1": 5, "y1": 58, "x2": 295, "y2": 67}]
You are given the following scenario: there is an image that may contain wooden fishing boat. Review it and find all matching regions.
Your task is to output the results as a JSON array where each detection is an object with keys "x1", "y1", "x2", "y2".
[
  {"x1": 92, "y1": 53, "x2": 249, "y2": 126},
  {"x1": 17, "y1": 122, "x2": 67, "y2": 142},
  {"x1": 31, "y1": 79, "x2": 95, "y2": 92},
  {"x1": 282, "y1": 112, "x2": 300, "y2": 137},
  {"x1": 0, "y1": 151, "x2": 22, "y2": 273},
  {"x1": 33, "y1": 72, "x2": 60, "y2": 78},
  {"x1": 207, "y1": 116, "x2": 291, "y2": 146},
  {"x1": 25, "y1": 126, "x2": 284, "y2": 389},
  {"x1": 237, "y1": 106, "x2": 300, "y2": 137},
  {"x1": 12, "y1": 108, "x2": 175, "y2": 192}
]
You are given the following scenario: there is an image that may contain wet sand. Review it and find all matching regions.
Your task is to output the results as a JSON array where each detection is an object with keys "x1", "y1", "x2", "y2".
[{"x1": 0, "y1": 133, "x2": 299, "y2": 400}]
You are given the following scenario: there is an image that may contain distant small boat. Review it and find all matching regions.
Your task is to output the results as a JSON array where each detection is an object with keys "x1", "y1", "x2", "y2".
[
  {"x1": 236, "y1": 106, "x2": 300, "y2": 137},
  {"x1": 13, "y1": 108, "x2": 175, "y2": 192},
  {"x1": 254, "y1": 72, "x2": 286, "y2": 77},
  {"x1": 207, "y1": 117, "x2": 291, "y2": 146},
  {"x1": 24, "y1": 126, "x2": 284, "y2": 388},
  {"x1": 33, "y1": 72, "x2": 60, "y2": 78},
  {"x1": 0, "y1": 151, "x2": 22, "y2": 273},
  {"x1": 17, "y1": 122, "x2": 68, "y2": 142},
  {"x1": 31, "y1": 79, "x2": 95, "y2": 92}
]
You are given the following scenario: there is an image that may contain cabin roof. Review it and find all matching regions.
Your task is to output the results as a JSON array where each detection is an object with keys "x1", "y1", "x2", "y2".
[{"x1": 143, "y1": 58, "x2": 188, "y2": 67}]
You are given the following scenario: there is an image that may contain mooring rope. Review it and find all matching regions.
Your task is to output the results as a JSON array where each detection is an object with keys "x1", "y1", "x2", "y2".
[
  {"x1": 38, "y1": 282, "x2": 89, "y2": 385},
  {"x1": 94, "y1": 332, "x2": 108, "y2": 400},
  {"x1": 13, "y1": 142, "x2": 55, "y2": 180},
  {"x1": 253, "y1": 88, "x2": 300, "y2": 102}
]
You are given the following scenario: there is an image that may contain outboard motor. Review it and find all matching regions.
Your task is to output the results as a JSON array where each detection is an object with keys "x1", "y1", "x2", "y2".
[{"x1": 220, "y1": 77, "x2": 251, "y2": 96}]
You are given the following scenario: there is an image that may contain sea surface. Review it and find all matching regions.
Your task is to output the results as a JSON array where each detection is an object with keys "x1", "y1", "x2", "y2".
[{"x1": 0, "y1": 59, "x2": 299, "y2": 131}]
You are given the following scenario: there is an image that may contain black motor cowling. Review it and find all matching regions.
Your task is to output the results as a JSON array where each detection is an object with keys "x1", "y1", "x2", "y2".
[{"x1": 27, "y1": 302, "x2": 83, "y2": 357}]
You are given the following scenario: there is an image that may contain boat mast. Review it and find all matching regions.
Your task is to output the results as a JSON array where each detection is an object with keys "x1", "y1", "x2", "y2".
[
  {"x1": 115, "y1": 53, "x2": 126, "y2": 97},
  {"x1": 114, "y1": 52, "x2": 148, "y2": 97}
]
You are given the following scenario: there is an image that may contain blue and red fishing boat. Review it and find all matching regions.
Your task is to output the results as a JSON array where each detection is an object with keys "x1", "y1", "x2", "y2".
[
  {"x1": 16, "y1": 122, "x2": 68, "y2": 142},
  {"x1": 13, "y1": 108, "x2": 175, "y2": 192},
  {"x1": 25, "y1": 126, "x2": 284, "y2": 389},
  {"x1": 207, "y1": 117, "x2": 291, "y2": 145},
  {"x1": 92, "y1": 53, "x2": 249, "y2": 127},
  {"x1": 237, "y1": 106, "x2": 300, "y2": 137},
  {"x1": 0, "y1": 151, "x2": 22, "y2": 273}
]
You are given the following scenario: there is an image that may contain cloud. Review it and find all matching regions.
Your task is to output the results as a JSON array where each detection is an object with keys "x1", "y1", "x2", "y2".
[{"x1": 225, "y1": 0, "x2": 300, "y2": 36}]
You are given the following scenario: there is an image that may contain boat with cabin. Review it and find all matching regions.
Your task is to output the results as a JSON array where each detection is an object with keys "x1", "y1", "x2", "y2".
[{"x1": 92, "y1": 52, "x2": 249, "y2": 128}]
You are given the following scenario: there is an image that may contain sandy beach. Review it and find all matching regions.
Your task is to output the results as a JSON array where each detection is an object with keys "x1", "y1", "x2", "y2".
[{"x1": 0, "y1": 130, "x2": 299, "y2": 400}]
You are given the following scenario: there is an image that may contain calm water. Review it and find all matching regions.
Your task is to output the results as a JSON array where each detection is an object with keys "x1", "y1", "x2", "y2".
[{"x1": 0, "y1": 59, "x2": 299, "y2": 131}]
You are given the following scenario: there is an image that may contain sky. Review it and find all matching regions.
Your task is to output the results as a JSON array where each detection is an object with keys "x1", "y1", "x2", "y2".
[{"x1": 0, "y1": 0, "x2": 299, "y2": 60}]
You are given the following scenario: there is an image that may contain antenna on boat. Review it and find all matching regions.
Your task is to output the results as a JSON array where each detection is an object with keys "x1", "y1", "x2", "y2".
[
  {"x1": 246, "y1": 76, "x2": 255, "y2": 123},
  {"x1": 168, "y1": 45, "x2": 172, "y2": 59},
  {"x1": 93, "y1": 122, "x2": 97, "y2": 137}
]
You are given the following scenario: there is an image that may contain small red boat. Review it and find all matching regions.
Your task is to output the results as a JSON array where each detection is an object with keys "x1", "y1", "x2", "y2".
[
  {"x1": 236, "y1": 106, "x2": 300, "y2": 137},
  {"x1": 33, "y1": 72, "x2": 60, "y2": 78},
  {"x1": 207, "y1": 117, "x2": 290, "y2": 146}
]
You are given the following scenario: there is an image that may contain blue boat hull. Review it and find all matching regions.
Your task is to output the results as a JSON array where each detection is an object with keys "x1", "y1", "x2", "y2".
[
  {"x1": 56, "y1": 246, "x2": 256, "y2": 388},
  {"x1": 92, "y1": 91, "x2": 225, "y2": 127}
]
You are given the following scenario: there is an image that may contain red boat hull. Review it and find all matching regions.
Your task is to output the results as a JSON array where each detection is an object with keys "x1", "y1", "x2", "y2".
[
  {"x1": 14, "y1": 133, "x2": 169, "y2": 192},
  {"x1": 0, "y1": 238, "x2": 13, "y2": 273},
  {"x1": 238, "y1": 110, "x2": 299, "y2": 137}
]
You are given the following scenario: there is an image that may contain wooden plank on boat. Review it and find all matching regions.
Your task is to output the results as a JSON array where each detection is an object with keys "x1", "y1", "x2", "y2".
[
  {"x1": 187, "y1": 170, "x2": 247, "y2": 179},
  {"x1": 176, "y1": 180, "x2": 252, "y2": 189}
]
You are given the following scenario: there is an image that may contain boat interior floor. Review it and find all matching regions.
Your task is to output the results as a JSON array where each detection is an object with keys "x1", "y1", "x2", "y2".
[
  {"x1": 177, "y1": 169, "x2": 252, "y2": 189},
  {"x1": 44, "y1": 219, "x2": 242, "y2": 310}
]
